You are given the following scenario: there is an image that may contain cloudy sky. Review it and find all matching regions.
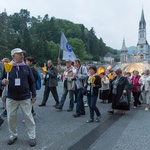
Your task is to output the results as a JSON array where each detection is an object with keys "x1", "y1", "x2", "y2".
[{"x1": 0, "y1": 0, "x2": 150, "y2": 49}]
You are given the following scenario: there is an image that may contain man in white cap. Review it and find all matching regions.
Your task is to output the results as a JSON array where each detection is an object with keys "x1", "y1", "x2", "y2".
[
  {"x1": 55, "y1": 59, "x2": 75, "y2": 111},
  {"x1": 0, "y1": 48, "x2": 36, "y2": 147}
]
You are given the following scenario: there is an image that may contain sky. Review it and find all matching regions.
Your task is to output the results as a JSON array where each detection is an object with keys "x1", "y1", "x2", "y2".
[{"x1": 0, "y1": 0, "x2": 150, "y2": 50}]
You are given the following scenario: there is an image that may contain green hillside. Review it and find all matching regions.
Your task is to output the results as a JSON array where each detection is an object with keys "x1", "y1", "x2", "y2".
[{"x1": 0, "y1": 9, "x2": 117, "y2": 66}]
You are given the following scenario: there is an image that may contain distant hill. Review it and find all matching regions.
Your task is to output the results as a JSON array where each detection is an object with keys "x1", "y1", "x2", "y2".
[{"x1": 127, "y1": 46, "x2": 137, "y2": 54}]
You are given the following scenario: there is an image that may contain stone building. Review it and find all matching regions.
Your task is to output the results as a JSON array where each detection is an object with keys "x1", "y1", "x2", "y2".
[{"x1": 112, "y1": 9, "x2": 150, "y2": 74}]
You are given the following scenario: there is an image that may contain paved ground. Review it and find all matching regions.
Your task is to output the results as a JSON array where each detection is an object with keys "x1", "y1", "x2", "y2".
[{"x1": 0, "y1": 81, "x2": 150, "y2": 150}]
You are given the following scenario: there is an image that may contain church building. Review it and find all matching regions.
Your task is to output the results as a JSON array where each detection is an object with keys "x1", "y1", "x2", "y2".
[{"x1": 112, "y1": 9, "x2": 150, "y2": 74}]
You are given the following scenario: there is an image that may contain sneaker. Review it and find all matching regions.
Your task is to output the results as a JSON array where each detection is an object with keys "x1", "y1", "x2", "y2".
[
  {"x1": 84, "y1": 103, "x2": 88, "y2": 107},
  {"x1": 133, "y1": 106, "x2": 137, "y2": 109},
  {"x1": 86, "y1": 119, "x2": 94, "y2": 123},
  {"x1": 73, "y1": 113, "x2": 81, "y2": 118},
  {"x1": 108, "y1": 110, "x2": 114, "y2": 114},
  {"x1": 95, "y1": 116, "x2": 101, "y2": 122},
  {"x1": 7, "y1": 137, "x2": 18, "y2": 145},
  {"x1": 55, "y1": 106, "x2": 62, "y2": 110},
  {"x1": 29, "y1": 139, "x2": 36, "y2": 147},
  {"x1": 38, "y1": 104, "x2": 46, "y2": 107},
  {"x1": 145, "y1": 108, "x2": 149, "y2": 111},
  {"x1": 0, "y1": 117, "x2": 4, "y2": 127}
]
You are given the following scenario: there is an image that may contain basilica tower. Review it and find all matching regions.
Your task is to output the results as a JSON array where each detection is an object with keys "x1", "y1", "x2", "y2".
[
  {"x1": 120, "y1": 38, "x2": 128, "y2": 62},
  {"x1": 137, "y1": 9, "x2": 150, "y2": 60}
]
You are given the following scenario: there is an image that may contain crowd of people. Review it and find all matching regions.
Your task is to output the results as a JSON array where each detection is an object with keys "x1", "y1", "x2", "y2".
[{"x1": 0, "y1": 47, "x2": 150, "y2": 147}]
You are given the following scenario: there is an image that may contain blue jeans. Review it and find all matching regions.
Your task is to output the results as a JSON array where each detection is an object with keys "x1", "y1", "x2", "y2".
[
  {"x1": 76, "y1": 88, "x2": 85, "y2": 114},
  {"x1": 59, "y1": 87, "x2": 74, "y2": 110},
  {"x1": 87, "y1": 94, "x2": 101, "y2": 119}
]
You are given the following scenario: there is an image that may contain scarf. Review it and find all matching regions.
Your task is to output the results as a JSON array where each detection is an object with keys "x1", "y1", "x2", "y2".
[
  {"x1": 29, "y1": 64, "x2": 35, "y2": 69},
  {"x1": 11, "y1": 60, "x2": 26, "y2": 77}
]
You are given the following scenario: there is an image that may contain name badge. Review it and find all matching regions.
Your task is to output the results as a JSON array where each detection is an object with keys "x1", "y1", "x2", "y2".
[
  {"x1": 87, "y1": 85, "x2": 90, "y2": 91},
  {"x1": 15, "y1": 78, "x2": 21, "y2": 86},
  {"x1": 46, "y1": 74, "x2": 49, "y2": 78}
]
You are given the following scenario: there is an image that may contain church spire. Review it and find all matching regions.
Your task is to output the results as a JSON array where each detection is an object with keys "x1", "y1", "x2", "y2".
[
  {"x1": 137, "y1": 8, "x2": 149, "y2": 61},
  {"x1": 139, "y1": 9, "x2": 146, "y2": 29},
  {"x1": 121, "y1": 38, "x2": 127, "y2": 52},
  {"x1": 120, "y1": 38, "x2": 128, "y2": 63}
]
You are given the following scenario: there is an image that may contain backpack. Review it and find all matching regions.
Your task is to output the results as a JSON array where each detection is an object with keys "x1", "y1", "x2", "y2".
[{"x1": 35, "y1": 70, "x2": 41, "y2": 90}]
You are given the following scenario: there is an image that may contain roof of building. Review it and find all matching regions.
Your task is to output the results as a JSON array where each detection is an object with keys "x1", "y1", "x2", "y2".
[{"x1": 104, "y1": 52, "x2": 118, "y2": 58}]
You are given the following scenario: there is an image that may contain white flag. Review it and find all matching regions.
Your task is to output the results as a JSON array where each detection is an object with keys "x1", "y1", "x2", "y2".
[{"x1": 60, "y1": 32, "x2": 76, "y2": 61}]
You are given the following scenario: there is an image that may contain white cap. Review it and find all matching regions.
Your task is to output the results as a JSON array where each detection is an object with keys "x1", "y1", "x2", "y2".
[{"x1": 11, "y1": 48, "x2": 26, "y2": 56}]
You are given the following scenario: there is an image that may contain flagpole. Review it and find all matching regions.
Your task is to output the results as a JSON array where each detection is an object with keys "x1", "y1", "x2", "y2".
[{"x1": 58, "y1": 48, "x2": 61, "y2": 59}]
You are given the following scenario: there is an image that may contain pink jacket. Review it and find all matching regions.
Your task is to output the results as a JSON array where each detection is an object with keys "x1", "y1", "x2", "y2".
[{"x1": 131, "y1": 75, "x2": 141, "y2": 92}]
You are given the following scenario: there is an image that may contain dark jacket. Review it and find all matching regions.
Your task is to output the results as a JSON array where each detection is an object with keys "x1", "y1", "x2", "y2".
[
  {"x1": 44, "y1": 65, "x2": 58, "y2": 87},
  {"x1": 87, "y1": 75, "x2": 101, "y2": 97},
  {"x1": 112, "y1": 76, "x2": 130, "y2": 110},
  {"x1": 0, "y1": 65, "x2": 36, "y2": 100},
  {"x1": 30, "y1": 67, "x2": 38, "y2": 82}
]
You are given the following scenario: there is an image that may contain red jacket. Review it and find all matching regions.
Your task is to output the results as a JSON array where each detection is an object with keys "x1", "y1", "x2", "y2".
[{"x1": 131, "y1": 75, "x2": 141, "y2": 92}]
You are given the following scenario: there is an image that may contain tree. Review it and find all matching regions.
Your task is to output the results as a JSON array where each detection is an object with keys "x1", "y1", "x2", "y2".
[
  {"x1": 68, "y1": 38, "x2": 89, "y2": 60},
  {"x1": 0, "y1": 9, "x2": 118, "y2": 65}
]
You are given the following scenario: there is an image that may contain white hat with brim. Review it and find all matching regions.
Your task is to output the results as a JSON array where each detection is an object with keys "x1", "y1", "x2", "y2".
[{"x1": 11, "y1": 48, "x2": 26, "y2": 56}]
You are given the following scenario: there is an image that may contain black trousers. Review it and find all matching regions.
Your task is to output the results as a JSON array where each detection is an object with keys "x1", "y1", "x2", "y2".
[
  {"x1": 74, "y1": 85, "x2": 78, "y2": 102},
  {"x1": 132, "y1": 92, "x2": 141, "y2": 106},
  {"x1": 0, "y1": 116, "x2": 4, "y2": 126},
  {"x1": 41, "y1": 86, "x2": 59, "y2": 104}
]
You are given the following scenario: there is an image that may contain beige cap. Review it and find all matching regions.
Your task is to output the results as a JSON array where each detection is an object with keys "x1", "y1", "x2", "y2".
[
  {"x1": 11, "y1": 48, "x2": 26, "y2": 56},
  {"x1": 65, "y1": 59, "x2": 72, "y2": 62}
]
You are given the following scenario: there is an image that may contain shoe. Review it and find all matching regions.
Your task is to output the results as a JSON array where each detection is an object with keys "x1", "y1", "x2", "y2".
[
  {"x1": 55, "y1": 106, "x2": 62, "y2": 110},
  {"x1": 1, "y1": 110, "x2": 7, "y2": 117},
  {"x1": 86, "y1": 119, "x2": 94, "y2": 123},
  {"x1": 7, "y1": 137, "x2": 18, "y2": 145},
  {"x1": 108, "y1": 110, "x2": 114, "y2": 114},
  {"x1": 39, "y1": 104, "x2": 46, "y2": 107},
  {"x1": 133, "y1": 106, "x2": 137, "y2": 109},
  {"x1": 73, "y1": 113, "x2": 81, "y2": 118},
  {"x1": 80, "y1": 112, "x2": 86, "y2": 115},
  {"x1": 84, "y1": 103, "x2": 88, "y2": 107},
  {"x1": 121, "y1": 111, "x2": 125, "y2": 115},
  {"x1": 0, "y1": 117, "x2": 4, "y2": 127},
  {"x1": 53, "y1": 103, "x2": 59, "y2": 107},
  {"x1": 67, "y1": 109, "x2": 73, "y2": 112},
  {"x1": 32, "y1": 112, "x2": 36, "y2": 116},
  {"x1": 145, "y1": 108, "x2": 149, "y2": 111},
  {"x1": 29, "y1": 139, "x2": 36, "y2": 147},
  {"x1": 95, "y1": 116, "x2": 101, "y2": 122}
]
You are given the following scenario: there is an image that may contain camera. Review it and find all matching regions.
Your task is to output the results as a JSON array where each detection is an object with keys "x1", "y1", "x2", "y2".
[{"x1": 71, "y1": 78, "x2": 76, "y2": 81}]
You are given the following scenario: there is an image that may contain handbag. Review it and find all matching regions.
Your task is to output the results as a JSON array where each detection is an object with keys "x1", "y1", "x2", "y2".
[
  {"x1": 119, "y1": 94, "x2": 128, "y2": 106},
  {"x1": 129, "y1": 83, "x2": 134, "y2": 90}
]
